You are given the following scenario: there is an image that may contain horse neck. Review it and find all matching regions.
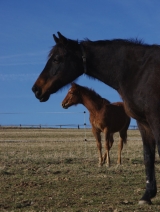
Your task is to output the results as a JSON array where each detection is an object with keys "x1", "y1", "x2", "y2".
[{"x1": 81, "y1": 41, "x2": 138, "y2": 91}]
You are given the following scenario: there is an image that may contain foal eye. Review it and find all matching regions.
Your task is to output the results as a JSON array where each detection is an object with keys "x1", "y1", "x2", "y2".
[{"x1": 69, "y1": 92, "x2": 74, "y2": 95}]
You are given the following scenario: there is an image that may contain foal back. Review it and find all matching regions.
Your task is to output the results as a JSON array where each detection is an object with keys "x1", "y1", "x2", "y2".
[{"x1": 90, "y1": 101, "x2": 130, "y2": 134}]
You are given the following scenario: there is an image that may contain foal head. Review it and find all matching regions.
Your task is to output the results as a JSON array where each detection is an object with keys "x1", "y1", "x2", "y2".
[{"x1": 62, "y1": 83, "x2": 82, "y2": 109}]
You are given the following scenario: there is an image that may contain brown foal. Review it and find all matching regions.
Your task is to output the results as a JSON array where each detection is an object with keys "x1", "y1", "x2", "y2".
[{"x1": 62, "y1": 83, "x2": 130, "y2": 167}]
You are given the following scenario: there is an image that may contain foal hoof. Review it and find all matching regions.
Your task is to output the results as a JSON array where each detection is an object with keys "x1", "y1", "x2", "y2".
[{"x1": 138, "y1": 200, "x2": 152, "y2": 205}]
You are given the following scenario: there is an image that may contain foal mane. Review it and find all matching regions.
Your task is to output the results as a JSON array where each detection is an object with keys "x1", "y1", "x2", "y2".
[{"x1": 76, "y1": 84, "x2": 110, "y2": 104}]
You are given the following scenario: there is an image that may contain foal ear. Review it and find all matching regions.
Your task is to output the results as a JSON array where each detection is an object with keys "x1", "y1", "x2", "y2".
[
  {"x1": 71, "y1": 82, "x2": 75, "y2": 86},
  {"x1": 53, "y1": 34, "x2": 59, "y2": 44},
  {"x1": 57, "y1": 32, "x2": 68, "y2": 46}
]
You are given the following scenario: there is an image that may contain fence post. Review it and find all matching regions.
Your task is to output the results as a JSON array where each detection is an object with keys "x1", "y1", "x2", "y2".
[{"x1": 83, "y1": 111, "x2": 87, "y2": 141}]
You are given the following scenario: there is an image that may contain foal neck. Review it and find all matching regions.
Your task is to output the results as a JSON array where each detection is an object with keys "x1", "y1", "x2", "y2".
[{"x1": 79, "y1": 87, "x2": 109, "y2": 113}]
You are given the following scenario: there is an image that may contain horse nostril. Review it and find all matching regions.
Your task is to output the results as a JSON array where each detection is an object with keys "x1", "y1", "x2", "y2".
[
  {"x1": 62, "y1": 102, "x2": 68, "y2": 109},
  {"x1": 32, "y1": 85, "x2": 42, "y2": 97},
  {"x1": 32, "y1": 85, "x2": 36, "y2": 93}
]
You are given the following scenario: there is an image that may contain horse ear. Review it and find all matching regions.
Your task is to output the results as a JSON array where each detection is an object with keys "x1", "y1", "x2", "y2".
[
  {"x1": 57, "y1": 32, "x2": 68, "y2": 45},
  {"x1": 53, "y1": 34, "x2": 59, "y2": 44}
]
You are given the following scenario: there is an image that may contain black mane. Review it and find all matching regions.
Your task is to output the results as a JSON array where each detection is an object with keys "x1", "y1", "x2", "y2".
[
  {"x1": 48, "y1": 37, "x2": 153, "y2": 60},
  {"x1": 82, "y1": 38, "x2": 149, "y2": 47}
]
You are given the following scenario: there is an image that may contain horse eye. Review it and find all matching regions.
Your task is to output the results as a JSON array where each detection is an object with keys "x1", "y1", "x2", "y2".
[{"x1": 53, "y1": 55, "x2": 60, "y2": 63}]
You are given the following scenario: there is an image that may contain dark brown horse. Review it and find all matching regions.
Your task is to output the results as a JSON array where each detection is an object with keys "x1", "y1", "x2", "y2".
[
  {"x1": 62, "y1": 82, "x2": 130, "y2": 167},
  {"x1": 32, "y1": 32, "x2": 160, "y2": 204}
]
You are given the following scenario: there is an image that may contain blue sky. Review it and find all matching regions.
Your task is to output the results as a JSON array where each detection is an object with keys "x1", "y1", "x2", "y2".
[{"x1": 1, "y1": 0, "x2": 160, "y2": 127}]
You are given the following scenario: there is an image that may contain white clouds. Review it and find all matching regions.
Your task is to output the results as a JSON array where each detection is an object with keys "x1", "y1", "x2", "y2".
[
  {"x1": 0, "y1": 62, "x2": 44, "y2": 66},
  {"x1": 0, "y1": 50, "x2": 48, "y2": 59},
  {"x1": 0, "y1": 50, "x2": 48, "y2": 67},
  {"x1": 0, "y1": 73, "x2": 38, "y2": 81}
]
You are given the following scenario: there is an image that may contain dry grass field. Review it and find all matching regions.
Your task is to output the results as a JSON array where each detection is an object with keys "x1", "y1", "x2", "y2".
[{"x1": 0, "y1": 128, "x2": 160, "y2": 211}]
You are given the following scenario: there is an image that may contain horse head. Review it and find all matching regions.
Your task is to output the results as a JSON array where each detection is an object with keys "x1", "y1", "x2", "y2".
[{"x1": 32, "y1": 32, "x2": 84, "y2": 102}]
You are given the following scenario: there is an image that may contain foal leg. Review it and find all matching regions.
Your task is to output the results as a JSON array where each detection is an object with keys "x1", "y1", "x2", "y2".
[
  {"x1": 137, "y1": 121, "x2": 156, "y2": 205},
  {"x1": 117, "y1": 130, "x2": 127, "y2": 165},
  {"x1": 103, "y1": 133, "x2": 113, "y2": 166},
  {"x1": 103, "y1": 129, "x2": 110, "y2": 167},
  {"x1": 92, "y1": 128, "x2": 103, "y2": 166}
]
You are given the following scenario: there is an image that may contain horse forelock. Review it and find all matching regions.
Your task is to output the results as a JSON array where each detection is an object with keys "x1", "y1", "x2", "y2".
[
  {"x1": 48, "y1": 39, "x2": 81, "y2": 59},
  {"x1": 48, "y1": 44, "x2": 65, "y2": 58}
]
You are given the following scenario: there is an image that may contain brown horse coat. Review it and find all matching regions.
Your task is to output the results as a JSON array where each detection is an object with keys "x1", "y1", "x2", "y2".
[{"x1": 62, "y1": 83, "x2": 130, "y2": 166}]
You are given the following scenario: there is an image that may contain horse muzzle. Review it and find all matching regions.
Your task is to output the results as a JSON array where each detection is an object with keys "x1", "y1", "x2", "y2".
[
  {"x1": 32, "y1": 85, "x2": 50, "y2": 102},
  {"x1": 61, "y1": 102, "x2": 68, "y2": 109}
]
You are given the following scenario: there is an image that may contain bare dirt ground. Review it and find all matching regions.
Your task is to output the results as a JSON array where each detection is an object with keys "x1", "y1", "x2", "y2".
[{"x1": 0, "y1": 128, "x2": 160, "y2": 211}]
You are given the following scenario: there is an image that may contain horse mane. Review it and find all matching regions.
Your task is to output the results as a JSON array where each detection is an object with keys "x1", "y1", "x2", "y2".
[
  {"x1": 48, "y1": 37, "x2": 153, "y2": 59},
  {"x1": 82, "y1": 38, "x2": 149, "y2": 47}
]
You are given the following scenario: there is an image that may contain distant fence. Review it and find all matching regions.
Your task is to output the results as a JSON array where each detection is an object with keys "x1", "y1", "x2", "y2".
[
  {"x1": 0, "y1": 124, "x2": 138, "y2": 130},
  {"x1": 0, "y1": 111, "x2": 138, "y2": 130}
]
